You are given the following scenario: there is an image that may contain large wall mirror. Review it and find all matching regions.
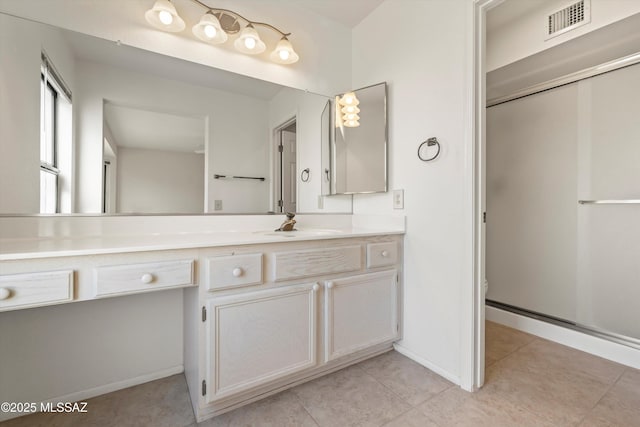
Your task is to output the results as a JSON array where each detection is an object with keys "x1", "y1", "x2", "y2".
[
  {"x1": 0, "y1": 12, "x2": 352, "y2": 215},
  {"x1": 329, "y1": 82, "x2": 387, "y2": 195}
]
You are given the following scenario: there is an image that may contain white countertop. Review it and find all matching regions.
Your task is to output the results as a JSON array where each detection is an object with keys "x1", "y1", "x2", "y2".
[{"x1": 0, "y1": 215, "x2": 405, "y2": 261}]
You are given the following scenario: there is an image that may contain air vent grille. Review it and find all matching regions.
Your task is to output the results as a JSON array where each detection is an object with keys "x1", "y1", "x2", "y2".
[{"x1": 547, "y1": 0, "x2": 589, "y2": 38}]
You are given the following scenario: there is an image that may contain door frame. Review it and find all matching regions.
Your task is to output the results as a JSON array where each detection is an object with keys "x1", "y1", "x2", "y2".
[
  {"x1": 272, "y1": 116, "x2": 297, "y2": 213},
  {"x1": 463, "y1": 0, "x2": 505, "y2": 391}
]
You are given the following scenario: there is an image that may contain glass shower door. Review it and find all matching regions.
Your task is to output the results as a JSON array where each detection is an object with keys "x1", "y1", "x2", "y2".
[
  {"x1": 486, "y1": 60, "x2": 640, "y2": 344},
  {"x1": 575, "y1": 63, "x2": 640, "y2": 342}
]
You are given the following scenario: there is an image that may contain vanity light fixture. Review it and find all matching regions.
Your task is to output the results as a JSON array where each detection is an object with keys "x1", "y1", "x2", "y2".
[
  {"x1": 192, "y1": 12, "x2": 227, "y2": 44},
  {"x1": 145, "y1": 0, "x2": 186, "y2": 32},
  {"x1": 144, "y1": 0, "x2": 299, "y2": 64},
  {"x1": 234, "y1": 24, "x2": 266, "y2": 54}
]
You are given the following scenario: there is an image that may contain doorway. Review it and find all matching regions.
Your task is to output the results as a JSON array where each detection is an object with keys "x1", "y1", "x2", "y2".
[{"x1": 274, "y1": 118, "x2": 297, "y2": 213}]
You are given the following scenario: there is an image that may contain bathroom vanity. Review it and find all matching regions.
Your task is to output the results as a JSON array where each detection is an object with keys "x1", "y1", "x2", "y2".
[{"x1": 0, "y1": 215, "x2": 403, "y2": 422}]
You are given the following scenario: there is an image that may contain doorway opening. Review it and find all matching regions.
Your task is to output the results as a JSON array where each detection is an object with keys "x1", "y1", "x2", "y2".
[{"x1": 274, "y1": 118, "x2": 297, "y2": 213}]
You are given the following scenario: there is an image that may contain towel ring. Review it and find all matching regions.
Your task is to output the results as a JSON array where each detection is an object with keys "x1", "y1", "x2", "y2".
[
  {"x1": 418, "y1": 137, "x2": 441, "y2": 162},
  {"x1": 301, "y1": 168, "x2": 310, "y2": 182}
]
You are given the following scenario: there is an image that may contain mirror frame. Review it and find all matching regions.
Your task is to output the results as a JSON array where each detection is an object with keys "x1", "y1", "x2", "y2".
[{"x1": 330, "y1": 82, "x2": 388, "y2": 195}]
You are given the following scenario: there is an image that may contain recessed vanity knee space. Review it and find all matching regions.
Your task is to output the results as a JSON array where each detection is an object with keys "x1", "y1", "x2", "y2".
[{"x1": 0, "y1": 216, "x2": 404, "y2": 423}]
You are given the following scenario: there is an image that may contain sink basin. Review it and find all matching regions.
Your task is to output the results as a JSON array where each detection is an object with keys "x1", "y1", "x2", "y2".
[{"x1": 257, "y1": 229, "x2": 344, "y2": 238}]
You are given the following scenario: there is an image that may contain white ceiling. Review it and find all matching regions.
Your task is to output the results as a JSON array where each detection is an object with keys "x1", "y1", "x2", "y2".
[
  {"x1": 281, "y1": 0, "x2": 385, "y2": 28},
  {"x1": 104, "y1": 103, "x2": 205, "y2": 153}
]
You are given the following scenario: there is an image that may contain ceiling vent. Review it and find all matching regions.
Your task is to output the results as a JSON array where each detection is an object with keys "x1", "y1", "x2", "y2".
[{"x1": 546, "y1": 0, "x2": 591, "y2": 40}]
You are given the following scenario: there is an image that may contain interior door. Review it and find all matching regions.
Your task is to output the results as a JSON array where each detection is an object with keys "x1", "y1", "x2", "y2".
[{"x1": 280, "y1": 129, "x2": 297, "y2": 213}]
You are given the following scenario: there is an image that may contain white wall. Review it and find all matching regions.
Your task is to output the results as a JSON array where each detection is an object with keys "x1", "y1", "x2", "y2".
[
  {"x1": 117, "y1": 147, "x2": 204, "y2": 213},
  {"x1": 268, "y1": 87, "x2": 352, "y2": 213},
  {"x1": 74, "y1": 59, "x2": 269, "y2": 213},
  {"x1": 0, "y1": 290, "x2": 183, "y2": 422},
  {"x1": 487, "y1": 0, "x2": 640, "y2": 71},
  {"x1": 0, "y1": 14, "x2": 75, "y2": 213},
  {"x1": 0, "y1": 0, "x2": 352, "y2": 96},
  {"x1": 351, "y1": 0, "x2": 474, "y2": 385}
]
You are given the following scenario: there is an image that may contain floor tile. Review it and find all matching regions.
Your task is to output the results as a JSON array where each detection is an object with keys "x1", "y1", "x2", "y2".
[
  {"x1": 580, "y1": 368, "x2": 640, "y2": 427},
  {"x1": 418, "y1": 385, "x2": 553, "y2": 427},
  {"x1": 382, "y1": 408, "x2": 439, "y2": 427},
  {"x1": 483, "y1": 352, "x2": 611, "y2": 426},
  {"x1": 507, "y1": 337, "x2": 626, "y2": 385},
  {"x1": 291, "y1": 365, "x2": 411, "y2": 427},
  {"x1": 195, "y1": 390, "x2": 317, "y2": 427},
  {"x1": 358, "y1": 350, "x2": 453, "y2": 406},
  {"x1": 0, "y1": 374, "x2": 194, "y2": 427},
  {"x1": 484, "y1": 321, "x2": 536, "y2": 366}
]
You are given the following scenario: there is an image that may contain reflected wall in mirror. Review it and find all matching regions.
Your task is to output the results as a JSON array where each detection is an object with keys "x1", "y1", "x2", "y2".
[
  {"x1": 0, "y1": 12, "x2": 351, "y2": 215},
  {"x1": 102, "y1": 103, "x2": 205, "y2": 213},
  {"x1": 331, "y1": 82, "x2": 387, "y2": 195}
]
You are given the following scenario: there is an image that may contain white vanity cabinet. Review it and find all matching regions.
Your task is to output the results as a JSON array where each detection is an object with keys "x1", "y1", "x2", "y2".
[
  {"x1": 324, "y1": 270, "x2": 399, "y2": 362},
  {"x1": 0, "y1": 230, "x2": 402, "y2": 424},
  {"x1": 204, "y1": 282, "x2": 319, "y2": 402},
  {"x1": 193, "y1": 235, "x2": 402, "y2": 421}
]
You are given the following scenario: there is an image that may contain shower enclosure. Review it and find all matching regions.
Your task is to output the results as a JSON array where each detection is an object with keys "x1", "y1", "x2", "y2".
[{"x1": 485, "y1": 56, "x2": 640, "y2": 347}]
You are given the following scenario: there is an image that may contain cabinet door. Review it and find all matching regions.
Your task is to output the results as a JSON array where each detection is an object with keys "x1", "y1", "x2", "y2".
[
  {"x1": 324, "y1": 270, "x2": 398, "y2": 362},
  {"x1": 206, "y1": 283, "x2": 319, "y2": 402}
]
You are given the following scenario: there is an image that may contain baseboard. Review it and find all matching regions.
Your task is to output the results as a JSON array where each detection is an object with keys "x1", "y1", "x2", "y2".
[
  {"x1": 0, "y1": 365, "x2": 184, "y2": 422},
  {"x1": 393, "y1": 343, "x2": 463, "y2": 388},
  {"x1": 486, "y1": 305, "x2": 640, "y2": 370}
]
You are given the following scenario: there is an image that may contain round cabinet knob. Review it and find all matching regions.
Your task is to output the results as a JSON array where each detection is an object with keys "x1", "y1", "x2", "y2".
[
  {"x1": 232, "y1": 267, "x2": 244, "y2": 277},
  {"x1": 141, "y1": 273, "x2": 154, "y2": 284},
  {"x1": 381, "y1": 250, "x2": 389, "y2": 257},
  {"x1": 312, "y1": 284, "x2": 320, "y2": 292},
  {"x1": 0, "y1": 287, "x2": 11, "y2": 300},
  {"x1": 326, "y1": 281, "x2": 335, "y2": 289}
]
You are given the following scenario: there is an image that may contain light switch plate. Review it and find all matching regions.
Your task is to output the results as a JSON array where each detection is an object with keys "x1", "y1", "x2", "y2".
[
  {"x1": 318, "y1": 195, "x2": 324, "y2": 209},
  {"x1": 393, "y1": 189, "x2": 404, "y2": 209},
  {"x1": 214, "y1": 200, "x2": 223, "y2": 211}
]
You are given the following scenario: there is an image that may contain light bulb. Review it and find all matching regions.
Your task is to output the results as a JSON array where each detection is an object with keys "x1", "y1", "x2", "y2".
[
  {"x1": 345, "y1": 106, "x2": 355, "y2": 113},
  {"x1": 203, "y1": 24, "x2": 217, "y2": 39},
  {"x1": 345, "y1": 113, "x2": 357, "y2": 120},
  {"x1": 158, "y1": 10, "x2": 173, "y2": 25},
  {"x1": 244, "y1": 37, "x2": 257, "y2": 50},
  {"x1": 279, "y1": 50, "x2": 290, "y2": 61},
  {"x1": 270, "y1": 37, "x2": 299, "y2": 64}
]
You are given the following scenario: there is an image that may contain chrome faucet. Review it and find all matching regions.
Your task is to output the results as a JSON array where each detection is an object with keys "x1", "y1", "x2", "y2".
[{"x1": 275, "y1": 212, "x2": 297, "y2": 232}]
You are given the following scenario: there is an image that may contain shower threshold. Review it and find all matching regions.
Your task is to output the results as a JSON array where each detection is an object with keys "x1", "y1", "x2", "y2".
[{"x1": 486, "y1": 299, "x2": 640, "y2": 350}]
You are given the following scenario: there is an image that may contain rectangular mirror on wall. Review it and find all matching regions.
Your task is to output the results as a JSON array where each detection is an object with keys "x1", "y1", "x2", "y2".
[
  {"x1": 0, "y1": 12, "x2": 352, "y2": 215},
  {"x1": 331, "y1": 82, "x2": 387, "y2": 195}
]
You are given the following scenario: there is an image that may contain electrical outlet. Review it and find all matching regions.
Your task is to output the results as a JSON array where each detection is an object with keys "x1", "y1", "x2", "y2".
[
  {"x1": 214, "y1": 200, "x2": 223, "y2": 211},
  {"x1": 393, "y1": 189, "x2": 404, "y2": 209},
  {"x1": 318, "y1": 195, "x2": 324, "y2": 209}
]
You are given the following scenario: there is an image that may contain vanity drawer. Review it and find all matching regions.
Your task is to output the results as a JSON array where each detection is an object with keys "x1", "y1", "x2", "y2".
[
  {"x1": 0, "y1": 270, "x2": 74, "y2": 311},
  {"x1": 367, "y1": 242, "x2": 398, "y2": 268},
  {"x1": 273, "y1": 245, "x2": 362, "y2": 282},
  {"x1": 206, "y1": 253, "x2": 263, "y2": 291},
  {"x1": 94, "y1": 259, "x2": 194, "y2": 297}
]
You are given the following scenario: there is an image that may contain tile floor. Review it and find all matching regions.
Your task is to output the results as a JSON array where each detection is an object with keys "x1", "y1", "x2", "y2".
[{"x1": 2, "y1": 321, "x2": 638, "y2": 426}]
